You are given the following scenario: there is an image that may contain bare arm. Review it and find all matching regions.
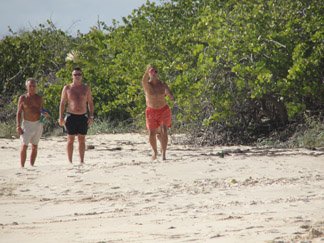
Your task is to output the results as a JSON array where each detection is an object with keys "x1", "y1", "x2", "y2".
[
  {"x1": 87, "y1": 86, "x2": 94, "y2": 124},
  {"x1": 141, "y1": 65, "x2": 151, "y2": 91},
  {"x1": 40, "y1": 97, "x2": 44, "y2": 109},
  {"x1": 40, "y1": 97, "x2": 50, "y2": 118},
  {"x1": 40, "y1": 96, "x2": 45, "y2": 112},
  {"x1": 59, "y1": 86, "x2": 67, "y2": 126},
  {"x1": 16, "y1": 96, "x2": 24, "y2": 134},
  {"x1": 164, "y1": 84, "x2": 175, "y2": 101}
]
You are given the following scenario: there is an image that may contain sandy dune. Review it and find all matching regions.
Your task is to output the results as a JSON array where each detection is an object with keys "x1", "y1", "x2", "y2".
[{"x1": 0, "y1": 133, "x2": 323, "y2": 242}]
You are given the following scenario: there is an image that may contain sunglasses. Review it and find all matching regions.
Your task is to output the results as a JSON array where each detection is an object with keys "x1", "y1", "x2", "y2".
[{"x1": 73, "y1": 73, "x2": 82, "y2": 76}]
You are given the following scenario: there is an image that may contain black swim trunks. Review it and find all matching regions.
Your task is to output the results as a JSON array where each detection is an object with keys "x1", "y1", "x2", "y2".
[{"x1": 65, "y1": 113, "x2": 88, "y2": 135}]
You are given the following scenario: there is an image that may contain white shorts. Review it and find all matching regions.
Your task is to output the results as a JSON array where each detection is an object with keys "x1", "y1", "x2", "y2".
[{"x1": 21, "y1": 120, "x2": 43, "y2": 145}]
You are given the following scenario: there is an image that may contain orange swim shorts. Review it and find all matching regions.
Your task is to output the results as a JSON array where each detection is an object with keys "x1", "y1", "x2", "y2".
[{"x1": 146, "y1": 105, "x2": 172, "y2": 130}]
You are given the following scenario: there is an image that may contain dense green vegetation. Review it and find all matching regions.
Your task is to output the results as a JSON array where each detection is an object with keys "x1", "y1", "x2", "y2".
[{"x1": 0, "y1": 0, "x2": 323, "y2": 145}]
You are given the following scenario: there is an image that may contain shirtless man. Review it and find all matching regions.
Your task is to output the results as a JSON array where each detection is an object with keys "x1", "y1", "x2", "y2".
[
  {"x1": 59, "y1": 67, "x2": 94, "y2": 164},
  {"x1": 142, "y1": 65, "x2": 175, "y2": 160},
  {"x1": 16, "y1": 78, "x2": 47, "y2": 168}
]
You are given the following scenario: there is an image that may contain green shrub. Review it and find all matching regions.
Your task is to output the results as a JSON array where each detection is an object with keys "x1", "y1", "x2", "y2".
[
  {"x1": 289, "y1": 116, "x2": 324, "y2": 148},
  {"x1": 0, "y1": 121, "x2": 17, "y2": 138},
  {"x1": 87, "y1": 119, "x2": 140, "y2": 135}
]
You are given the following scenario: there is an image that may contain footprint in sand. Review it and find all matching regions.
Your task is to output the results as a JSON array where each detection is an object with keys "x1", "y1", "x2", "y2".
[
  {"x1": 26, "y1": 168, "x2": 37, "y2": 172},
  {"x1": 61, "y1": 189, "x2": 71, "y2": 195},
  {"x1": 75, "y1": 169, "x2": 90, "y2": 174},
  {"x1": 20, "y1": 189, "x2": 30, "y2": 192}
]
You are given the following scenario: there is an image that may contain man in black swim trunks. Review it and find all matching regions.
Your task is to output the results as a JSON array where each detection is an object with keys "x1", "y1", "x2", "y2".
[{"x1": 59, "y1": 67, "x2": 94, "y2": 164}]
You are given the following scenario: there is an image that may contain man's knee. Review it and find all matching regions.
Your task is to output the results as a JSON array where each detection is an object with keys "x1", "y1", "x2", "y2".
[
  {"x1": 67, "y1": 135, "x2": 75, "y2": 144},
  {"x1": 31, "y1": 144, "x2": 38, "y2": 150},
  {"x1": 149, "y1": 130, "x2": 157, "y2": 137},
  {"x1": 21, "y1": 144, "x2": 28, "y2": 151},
  {"x1": 78, "y1": 135, "x2": 86, "y2": 143},
  {"x1": 160, "y1": 125, "x2": 168, "y2": 134}
]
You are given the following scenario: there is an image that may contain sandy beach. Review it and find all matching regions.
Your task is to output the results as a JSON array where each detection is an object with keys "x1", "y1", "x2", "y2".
[{"x1": 0, "y1": 133, "x2": 323, "y2": 243}]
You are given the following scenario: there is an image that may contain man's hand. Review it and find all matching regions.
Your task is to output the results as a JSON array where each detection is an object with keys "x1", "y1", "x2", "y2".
[
  {"x1": 41, "y1": 109, "x2": 50, "y2": 118},
  {"x1": 16, "y1": 126, "x2": 23, "y2": 135},
  {"x1": 88, "y1": 117, "x2": 94, "y2": 126},
  {"x1": 58, "y1": 118, "x2": 65, "y2": 127}
]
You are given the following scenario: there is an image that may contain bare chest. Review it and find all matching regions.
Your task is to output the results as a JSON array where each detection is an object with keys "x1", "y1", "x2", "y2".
[
  {"x1": 23, "y1": 96, "x2": 41, "y2": 110},
  {"x1": 67, "y1": 86, "x2": 87, "y2": 101},
  {"x1": 146, "y1": 83, "x2": 165, "y2": 96}
]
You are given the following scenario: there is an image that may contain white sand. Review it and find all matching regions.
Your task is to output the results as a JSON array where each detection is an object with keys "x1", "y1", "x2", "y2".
[{"x1": 0, "y1": 133, "x2": 323, "y2": 243}]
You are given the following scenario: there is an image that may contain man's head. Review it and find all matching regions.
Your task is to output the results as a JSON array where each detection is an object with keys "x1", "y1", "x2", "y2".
[
  {"x1": 148, "y1": 67, "x2": 158, "y2": 78},
  {"x1": 25, "y1": 78, "x2": 37, "y2": 94},
  {"x1": 72, "y1": 67, "x2": 83, "y2": 81}
]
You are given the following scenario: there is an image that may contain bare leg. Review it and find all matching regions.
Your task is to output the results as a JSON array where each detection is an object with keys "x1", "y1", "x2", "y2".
[
  {"x1": 148, "y1": 129, "x2": 158, "y2": 160},
  {"x1": 20, "y1": 144, "x2": 28, "y2": 168},
  {"x1": 156, "y1": 127, "x2": 162, "y2": 153},
  {"x1": 78, "y1": 135, "x2": 86, "y2": 164},
  {"x1": 160, "y1": 125, "x2": 168, "y2": 160},
  {"x1": 67, "y1": 135, "x2": 75, "y2": 163},
  {"x1": 30, "y1": 144, "x2": 38, "y2": 166}
]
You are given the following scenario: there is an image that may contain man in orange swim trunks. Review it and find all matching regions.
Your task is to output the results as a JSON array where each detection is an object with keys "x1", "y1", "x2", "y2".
[{"x1": 141, "y1": 64, "x2": 176, "y2": 160}]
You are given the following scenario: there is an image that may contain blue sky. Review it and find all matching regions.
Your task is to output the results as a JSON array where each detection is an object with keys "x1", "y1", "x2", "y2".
[{"x1": 0, "y1": 0, "x2": 160, "y2": 38}]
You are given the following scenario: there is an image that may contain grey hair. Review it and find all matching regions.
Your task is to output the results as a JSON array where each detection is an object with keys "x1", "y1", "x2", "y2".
[{"x1": 25, "y1": 78, "x2": 37, "y2": 86}]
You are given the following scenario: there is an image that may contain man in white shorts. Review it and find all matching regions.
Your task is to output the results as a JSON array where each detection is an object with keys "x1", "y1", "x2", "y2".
[
  {"x1": 16, "y1": 78, "x2": 48, "y2": 168},
  {"x1": 20, "y1": 121, "x2": 43, "y2": 147}
]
